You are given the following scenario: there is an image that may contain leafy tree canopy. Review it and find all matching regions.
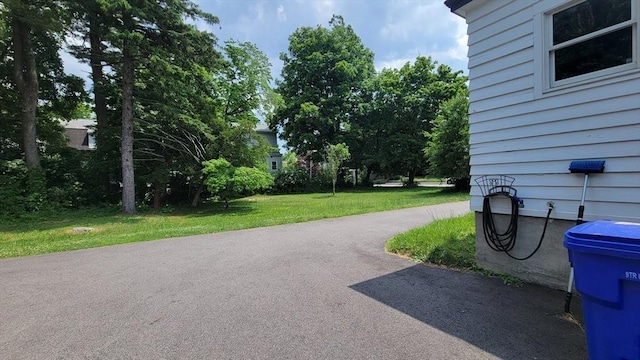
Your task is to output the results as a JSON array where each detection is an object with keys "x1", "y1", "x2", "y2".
[
  {"x1": 271, "y1": 15, "x2": 374, "y2": 159},
  {"x1": 364, "y1": 56, "x2": 468, "y2": 185},
  {"x1": 425, "y1": 93, "x2": 470, "y2": 190}
]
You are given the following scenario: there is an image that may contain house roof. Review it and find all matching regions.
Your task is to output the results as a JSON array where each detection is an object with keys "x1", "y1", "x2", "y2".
[
  {"x1": 444, "y1": 0, "x2": 474, "y2": 15},
  {"x1": 62, "y1": 119, "x2": 96, "y2": 132},
  {"x1": 64, "y1": 128, "x2": 90, "y2": 150}
]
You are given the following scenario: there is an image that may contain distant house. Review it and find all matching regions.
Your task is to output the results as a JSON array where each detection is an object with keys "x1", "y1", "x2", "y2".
[
  {"x1": 62, "y1": 119, "x2": 96, "y2": 150},
  {"x1": 255, "y1": 123, "x2": 282, "y2": 173},
  {"x1": 62, "y1": 119, "x2": 282, "y2": 172},
  {"x1": 445, "y1": 0, "x2": 640, "y2": 288}
]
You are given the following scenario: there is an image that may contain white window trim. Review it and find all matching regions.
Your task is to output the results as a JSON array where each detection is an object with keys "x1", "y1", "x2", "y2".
[{"x1": 533, "y1": 0, "x2": 640, "y2": 98}]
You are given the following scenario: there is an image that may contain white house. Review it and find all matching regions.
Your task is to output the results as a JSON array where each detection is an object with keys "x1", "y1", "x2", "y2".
[{"x1": 445, "y1": 0, "x2": 640, "y2": 288}]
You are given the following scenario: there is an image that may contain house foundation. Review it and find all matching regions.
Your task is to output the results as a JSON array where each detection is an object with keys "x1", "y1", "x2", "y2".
[{"x1": 475, "y1": 212, "x2": 578, "y2": 290}]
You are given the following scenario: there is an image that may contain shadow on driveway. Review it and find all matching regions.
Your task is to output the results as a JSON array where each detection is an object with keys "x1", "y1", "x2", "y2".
[{"x1": 349, "y1": 264, "x2": 587, "y2": 360}]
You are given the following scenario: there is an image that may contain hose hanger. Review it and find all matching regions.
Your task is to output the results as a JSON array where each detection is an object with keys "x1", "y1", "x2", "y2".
[{"x1": 475, "y1": 175, "x2": 552, "y2": 261}]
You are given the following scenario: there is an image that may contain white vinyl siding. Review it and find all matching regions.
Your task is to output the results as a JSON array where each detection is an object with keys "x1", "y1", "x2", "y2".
[{"x1": 465, "y1": 0, "x2": 640, "y2": 223}]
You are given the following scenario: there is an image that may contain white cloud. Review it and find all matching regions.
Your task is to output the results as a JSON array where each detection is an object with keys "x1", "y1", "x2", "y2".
[
  {"x1": 253, "y1": 1, "x2": 266, "y2": 21},
  {"x1": 277, "y1": 4, "x2": 287, "y2": 22},
  {"x1": 375, "y1": 57, "x2": 412, "y2": 72},
  {"x1": 454, "y1": 18, "x2": 469, "y2": 60},
  {"x1": 313, "y1": 0, "x2": 339, "y2": 23},
  {"x1": 379, "y1": 2, "x2": 444, "y2": 40},
  {"x1": 375, "y1": 1, "x2": 468, "y2": 73}
]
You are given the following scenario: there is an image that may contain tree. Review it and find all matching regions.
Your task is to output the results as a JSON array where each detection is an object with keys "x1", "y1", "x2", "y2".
[
  {"x1": 350, "y1": 68, "x2": 401, "y2": 184},
  {"x1": 281, "y1": 151, "x2": 295, "y2": 169},
  {"x1": 368, "y1": 57, "x2": 467, "y2": 185},
  {"x1": 132, "y1": 39, "x2": 275, "y2": 209},
  {"x1": 66, "y1": 0, "x2": 121, "y2": 199},
  {"x1": 425, "y1": 93, "x2": 470, "y2": 191},
  {"x1": 0, "y1": 2, "x2": 87, "y2": 214},
  {"x1": 132, "y1": 25, "x2": 221, "y2": 210},
  {"x1": 202, "y1": 158, "x2": 273, "y2": 208},
  {"x1": 95, "y1": 0, "x2": 219, "y2": 214},
  {"x1": 325, "y1": 143, "x2": 350, "y2": 195},
  {"x1": 213, "y1": 40, "x2": 277, "y2": 168},
  {"x1": 271, "y1": 15, "x2": 375, "y2": 158},
  {"x1": 3, "y1": 0, "x2": 70, "y2": 169}
]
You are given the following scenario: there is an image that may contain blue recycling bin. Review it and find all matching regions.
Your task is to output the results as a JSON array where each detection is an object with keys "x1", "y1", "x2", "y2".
[{"x1": 564, "y1": 220, "x2": 640, "y2": 360}]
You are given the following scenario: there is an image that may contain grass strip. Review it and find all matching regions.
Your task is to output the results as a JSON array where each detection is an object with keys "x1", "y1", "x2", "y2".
[
  {"x1": 386, "y1": 212, "x2": 523, "y2": 286},
  {"x1": 386, "y1": 212, "x2": 476, "y2": 269},
  {"x1": 0, "y1": 187, "x2": 469, "y2": 258}
]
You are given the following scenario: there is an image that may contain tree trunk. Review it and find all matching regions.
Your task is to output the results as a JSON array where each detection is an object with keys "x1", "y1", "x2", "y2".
[
  {"x1": 191, "y1": 184, "x2": 204, "y2": 207},
  {"x1": 121, "y1": 42, "x2": 136, "y2": 214},
  {"x1": 11, "y1": 17, "x2": 40, "y2": 169},
  {"x1": 455, "y1": 177, "x2": 471, "y2": 192},
  {"x1": 153, "y1": 184, "x2": 161, "y2": 211},
  {"x1": 364, "y1": 167, "x2": 373, "y2": 185},
  {"x1": 407, "y1": 170, "x2": 416, "y2": 186},
  {"x1": 89, "y1": 9, "x2": 111, "y2": 198}
]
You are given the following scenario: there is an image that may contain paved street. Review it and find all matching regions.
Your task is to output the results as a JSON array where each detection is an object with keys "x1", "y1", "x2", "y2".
[{"x1": 0, "y1": 201, "x2": 586, "y2": 359}]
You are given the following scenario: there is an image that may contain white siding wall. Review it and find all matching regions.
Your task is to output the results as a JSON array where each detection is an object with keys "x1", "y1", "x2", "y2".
[{"x1": 465, "y1": 0, "x2": 640, "y2": 222}]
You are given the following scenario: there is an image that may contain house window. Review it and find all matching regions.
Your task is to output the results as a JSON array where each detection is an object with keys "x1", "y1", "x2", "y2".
[
  {"x1": 271, "y1": 161, "x2": 277, "y2": 170},
  {"x1": 547, "y1": 0, "x2": 637, "y2": 87}
]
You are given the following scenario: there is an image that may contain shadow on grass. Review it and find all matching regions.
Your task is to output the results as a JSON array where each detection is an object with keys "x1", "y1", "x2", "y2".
[
  {"x1": 349, "y1": 264, "x2": 586, "y2": 359},
  {"x1": 311, "y1": 194, "x2": 335, "y2": 199},
  {"x1": 0, "y1": 207, "x2": 147, "y2": 234},
  {"x1": 0, "y1": 201, "x2": 256, "y2": 234},
  {"x1": 180, "y1": 202, "x2": 257, "y2": 218}
]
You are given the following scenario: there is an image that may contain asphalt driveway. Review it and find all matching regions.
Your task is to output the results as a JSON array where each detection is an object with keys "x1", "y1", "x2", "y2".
[{"x1": 0, "y1": 201, "x2": 586, "y2": 359}]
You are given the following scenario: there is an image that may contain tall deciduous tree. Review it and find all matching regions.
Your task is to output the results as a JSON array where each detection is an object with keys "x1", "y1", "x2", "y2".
[
  {"x1": 349, "y1": 68, "x2": 401, "y2": 184},
  {"x1": 214, "y1": 40, "x2": 277, "y2": 168},
  {"x1": 272, "y1": 15, "x2": 374, "y2": 158},
  {"x1": 369, "y1": 57, "x2": 467, "y2": 185},
  {"x1": 425, "y1": 93, "x2": 470, "y2": 191}
]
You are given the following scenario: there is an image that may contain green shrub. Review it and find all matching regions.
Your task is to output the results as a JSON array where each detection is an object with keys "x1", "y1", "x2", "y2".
[
  {"x1": 0, "y1": 148, "x2": 100, "y2": 218},
  {"x1": 0, "y1": 160, "x2": 27, "y2": 217},
  {"x1": 271, "y1": 167, "x2": 309, "y2": 193}
]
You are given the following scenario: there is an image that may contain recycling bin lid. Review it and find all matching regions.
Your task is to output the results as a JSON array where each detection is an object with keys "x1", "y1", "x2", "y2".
[{"x1": 565, "y1": 220, "x2": 640, "y2": 244}]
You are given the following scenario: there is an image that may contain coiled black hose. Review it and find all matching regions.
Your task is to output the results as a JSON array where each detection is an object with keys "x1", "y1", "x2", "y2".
[{"x1": 482, "y1": 193, "x2": 552, "y2": 261}]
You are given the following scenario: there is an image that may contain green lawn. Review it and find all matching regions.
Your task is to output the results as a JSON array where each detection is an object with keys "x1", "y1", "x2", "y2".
[
  {"x1": 386, "y1": 212, "x2": 523, "y2": 285},
  {"x1": 0, "y1": 187, "x2": 469, "y2": 258},
  {"x1": 386, "y1": 212, "x2": 476, "y2": 269}
]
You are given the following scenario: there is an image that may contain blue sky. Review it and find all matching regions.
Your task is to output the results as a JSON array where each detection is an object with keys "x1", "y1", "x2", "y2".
[
  {"x1": 195, "y1": 0, "x2": 468, "y2": 79},
  {"x1": 63, "y1": 0, "x2": 468, "y2": 82}
]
